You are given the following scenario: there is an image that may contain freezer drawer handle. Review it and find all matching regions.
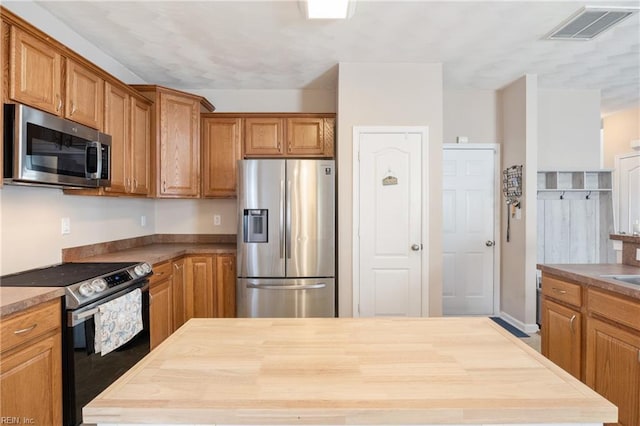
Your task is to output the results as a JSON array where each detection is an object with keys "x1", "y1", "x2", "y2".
[{"x1": 247, "y1": 283, "x2": 326, "y2": 290}]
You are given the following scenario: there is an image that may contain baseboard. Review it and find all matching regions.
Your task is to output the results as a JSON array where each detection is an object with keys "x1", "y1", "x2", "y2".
[{"x1": 499, "y1": 311, "x2": 540, "y2": 334}]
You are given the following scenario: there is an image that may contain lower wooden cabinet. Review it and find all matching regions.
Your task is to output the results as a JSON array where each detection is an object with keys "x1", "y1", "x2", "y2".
[
  {"x1": 172, "y1": 258, "x2": 186, "y2": 331},
  {"x1": 541, "y1": 298, "x2": 582, "y2": 379},
  {"x1": 0, "y1": 298, "x2": 62, "y2": 425},
  {"x1": 149, "y1": 254, "x2": 236, "y2": 348},
  {"x1": 186, "y1": 255, "x2": 214, "y2": 318},
  {"x1": 586, "y1": 317, "x2": 640, "y2": 426},
  {"x1": 215, "y1": 254, "x2": 236, "y2": 318},
  {"x1": 541, "y1": 272, "x2": 640, "y2": 426},
  {"x1": 149, "y1": 261, "x2": 173, "y2": 350}
]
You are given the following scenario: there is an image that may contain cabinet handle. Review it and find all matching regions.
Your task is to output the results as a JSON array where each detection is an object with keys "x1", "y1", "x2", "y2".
[
  {"x1": 552, "y1": 288, "x2": 567, "y2": 294},
  {"x1": 13, "y1": 324, "x2": 37, "y2": 335},
  {"x1": 70, "y1": 102, "x2": 77, "y2": 116},
  {"x1": 162, "y1": 181, "x2": 166, "y2": 192},
  {"x1": 126, "y1": 178, "x2": 131, "y2": 191},
  {"x1": 56, "y1": 96, "x2": 62, "y2": 112},
  {"x1": 133, "y1": 179, "x2": 138, "y2": 189},
  {"x1": 569, "y1": 314, "x2": 576, "y2": 334}
]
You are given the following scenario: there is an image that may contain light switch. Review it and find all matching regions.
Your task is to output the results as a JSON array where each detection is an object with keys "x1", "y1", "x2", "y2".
[
  {"x1": 140, "y1": 215, "x2": 147, "y2": 227},
  {"x1": 214, "y1": 215, "x2": 221, "y2": 226},
  {"x1": 636, "y1": 248, "x2": 640, "y2": 261}
]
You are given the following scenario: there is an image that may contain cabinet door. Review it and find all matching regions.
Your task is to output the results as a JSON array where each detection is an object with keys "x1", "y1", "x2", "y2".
[
  {"x1": 9, "y1": 26, "x2": 63, "y2": 115},
  {"x1": 158, "y1": 92, "x2": 200, "y2": 197},
  {"x1": 104, "y1": 82, "x2": 130, "y2": 194},
  {"x1": 130, "y1": 97, "x2": 151, "y2": 195},
  {"x1": 150, "y1": 277, "x2": 173, "y2": 350},
  {"x1": 541, "y1": 297, "x2": 582, "y2": 379},
  {"x1": 586, "y1": 318, "x2": 640, "y2": 426},
  {"x1": 244, "y1": 118, "x2": 284, "y2": 156},
  {"x1": 185, "y1": 256, "x2": 214, "y2": 318},
  {"x1": 65, "y1": 59, "x2": 104, "y2": 129},
  {"x1": 172, "y1": 258, "x2": 186, "y2": 330},
  {"x1": 202, "y1": 117, "x2": 241, "y2": 197},
  {"x1": 286, "y1": 117, "x2": 325, "y2": 156},
  {"x1": 0, "y1": 333, "x2": 62, "y2": 425},
  {"x1": 215, "y1": 254, "x2": 236, "y2": 318}
]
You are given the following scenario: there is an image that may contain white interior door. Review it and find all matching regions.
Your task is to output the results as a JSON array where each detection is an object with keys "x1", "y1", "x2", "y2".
[
  {"x1": 617, "y1": 153, "x2": 640, "y2": 234},
  {"x1": 356, "y1": 129, "x2": 424, "y2": 317},
  {"x1": 442, "y1": 147, "x2": 496, "y2": 316}
]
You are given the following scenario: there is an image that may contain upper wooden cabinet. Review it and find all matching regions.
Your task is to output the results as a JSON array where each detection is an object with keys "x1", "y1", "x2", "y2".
[
  {"x1": 201, "y1": 117, "x2": 242, "y2": 198},
  {"x1": 9, "y1": 26, "x2": 63, "y2": 115},
  {"x1": 243, "y1": 115, "x2": 335, "y2": 158},
  {"x1": 132, "y1": 85, "x2": 214, "y2": 198},
  {"x1": 129, "y1": 96, "x2": 152, "y2": 195},
  {"x1": 103, "y1": 83, "x2": 151, "y2": 196},
  {"x1": 287, "y1": 117, "x2": 334, "y2": 157},
  {"x1": 65, "y1": 58, "x2": 104, "y2": 129},
  {"x1": 103, "y1": 82, "x2": 130, "y2": 194},
  {"x1": 244, "y1": 117, "x2": 285, "y2": 156}
]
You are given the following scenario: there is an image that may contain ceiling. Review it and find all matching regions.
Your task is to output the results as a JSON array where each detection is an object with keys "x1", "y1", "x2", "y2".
[{"x1": 33, "y1": 0, "x2": 640, "y2": 115}]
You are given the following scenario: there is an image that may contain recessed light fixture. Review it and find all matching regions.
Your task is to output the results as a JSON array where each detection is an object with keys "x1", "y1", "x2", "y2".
[
  {"x1": 545, "y1": 6, "x2": 638, "y2": 40},
  {"x1": 304, "y1": 0, "x2": 356, "y2": 19}
]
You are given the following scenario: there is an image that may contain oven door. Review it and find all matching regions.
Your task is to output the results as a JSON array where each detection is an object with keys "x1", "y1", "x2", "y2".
[{"x1": 63, "y1": 283, "x2": 150, "y2": 426}]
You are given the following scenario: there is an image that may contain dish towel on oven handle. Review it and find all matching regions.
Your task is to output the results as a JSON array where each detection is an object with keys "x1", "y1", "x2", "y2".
[{"x1": 94, "y1": 288, "x2": 143, "y2": 356}]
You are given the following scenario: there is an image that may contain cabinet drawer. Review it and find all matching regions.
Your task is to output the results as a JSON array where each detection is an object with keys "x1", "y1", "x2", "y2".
[
  {"x1": 150, "y1": 261, "x2": 172, "y2": 284},
  {"x1": 588, "y1": 289, "x2": 640, "y2": 332},
  {"x1": 542, "y1": 276, "x2": 582, "y2": 307},
  {"x1": 0, "y1": 299, "x2": 61, "y2": 353}
]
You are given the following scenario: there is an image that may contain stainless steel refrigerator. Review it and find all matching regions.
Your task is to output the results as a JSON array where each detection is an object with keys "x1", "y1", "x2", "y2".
[{"x1": 237, "y1": 159, "x2": 335, "y2": 317}]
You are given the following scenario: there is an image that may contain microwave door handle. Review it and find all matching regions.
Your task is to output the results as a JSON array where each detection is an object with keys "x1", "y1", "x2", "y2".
[{"x1": 85, "y1": 141, "x2": 101, "y2": 179}]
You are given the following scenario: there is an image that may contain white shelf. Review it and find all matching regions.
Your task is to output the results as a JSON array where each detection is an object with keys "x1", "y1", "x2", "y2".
[{"x1": 537, "y1": 170, "x2": 612, "y2": 191}]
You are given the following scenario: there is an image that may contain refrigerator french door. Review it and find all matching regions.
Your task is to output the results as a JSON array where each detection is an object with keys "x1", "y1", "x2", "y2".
[{"x1": 237, "y1": 159, "x2": 335, "y2": 317}]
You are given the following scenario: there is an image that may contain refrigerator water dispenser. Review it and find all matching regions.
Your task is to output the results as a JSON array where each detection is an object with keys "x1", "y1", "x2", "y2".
[{"x1": 244, "y1": 209, "x2": 268, "y2": 243}]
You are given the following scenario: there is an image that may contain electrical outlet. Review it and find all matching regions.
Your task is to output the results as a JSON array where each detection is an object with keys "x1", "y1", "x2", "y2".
[
  {"x1": 214, "y1": 215, "x2": 221, "y2": 226},
  {"x1": 61, "y1": 217, "x2": 71, "y2": 235},
  {"x1": 140, "y1": 215, "x2": 147, "y2": 227}
]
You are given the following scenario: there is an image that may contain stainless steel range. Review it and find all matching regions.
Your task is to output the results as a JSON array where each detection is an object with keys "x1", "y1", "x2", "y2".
[{"x1": 0, "y1": 261, "x2": 153, "y2": 426}]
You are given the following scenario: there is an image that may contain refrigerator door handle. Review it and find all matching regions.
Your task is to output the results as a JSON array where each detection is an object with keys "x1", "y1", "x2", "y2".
[
  {"x1": 280, "y1": 179, "x2": 285, "y2": 259},
  {"x1": 286, "y1": 179, "x2": 292, "y2": 259},
  {"x1": 247, "y1": 283, "x2": 327, "y2": 290}
]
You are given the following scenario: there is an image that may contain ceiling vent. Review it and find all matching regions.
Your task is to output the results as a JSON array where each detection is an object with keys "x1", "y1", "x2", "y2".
[{"x1": 546, "y1": 6, "x2": 638, "y2": 40}]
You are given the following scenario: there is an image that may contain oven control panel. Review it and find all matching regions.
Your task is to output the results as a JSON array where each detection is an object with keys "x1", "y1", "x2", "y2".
[{"x1": 66, "y1": 262, "x2": 152, "y2": 309}]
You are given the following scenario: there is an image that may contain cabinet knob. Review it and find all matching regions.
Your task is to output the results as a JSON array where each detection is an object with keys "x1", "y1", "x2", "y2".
[{"x1": 485, "y1": 240, "x2": 495, "y2": 247}]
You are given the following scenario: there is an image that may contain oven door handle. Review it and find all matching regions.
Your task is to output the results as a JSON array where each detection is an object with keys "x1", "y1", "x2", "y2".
[{"x1": 69, "y1": 281, "x2": 148, "y2": 327}]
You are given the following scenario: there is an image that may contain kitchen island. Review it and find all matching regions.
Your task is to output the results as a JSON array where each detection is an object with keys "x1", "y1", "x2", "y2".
[{"x1": 84, "y1": 317, "x2": 616, "y2": 426}]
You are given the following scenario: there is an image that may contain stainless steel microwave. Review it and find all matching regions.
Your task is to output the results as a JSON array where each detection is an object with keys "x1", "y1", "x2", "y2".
[{"x1": 3, "y1": 103, "x2": 111, "y2": 188}]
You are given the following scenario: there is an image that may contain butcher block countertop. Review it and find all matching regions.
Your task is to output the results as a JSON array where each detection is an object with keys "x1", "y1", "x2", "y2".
[{"x1": 84, "y1": 317, "x2": 616, "y2": 426}]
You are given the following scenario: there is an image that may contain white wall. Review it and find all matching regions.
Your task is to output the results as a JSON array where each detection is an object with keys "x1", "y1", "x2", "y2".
[
  {"x1": 190, "y1": 89, "x2": 336, "y2": 113},
  {"x1": 538, "y1": 90, "x2": 601, "y2": 170},
  {"x1": 602, "y1": 106, "x2": 640, "y2": 168},
  {"x1": 499, "y1": 75, "x2": 538, "y2": 332},
  {"x1": 0, "y1": 187, "x2": 155, "y2": 275},
  {"x1": 337, "y1": 62, "x2": 443, "y2": 317},
  {"x1": 155, "y1": 199, "x2": 237, "y2": 235},
  {"x1": 443, "y1": 90, "x2": 502, "y2": 143}
]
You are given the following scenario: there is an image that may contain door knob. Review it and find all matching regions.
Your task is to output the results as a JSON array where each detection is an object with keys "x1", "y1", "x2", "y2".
[
  {"x1": 485, "y1": 240, "x2": 495, "y2": 247},
  {"x1": 411, "y1": 244, "x2": 421, "y2": 251}
]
